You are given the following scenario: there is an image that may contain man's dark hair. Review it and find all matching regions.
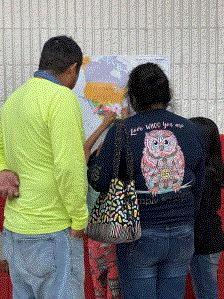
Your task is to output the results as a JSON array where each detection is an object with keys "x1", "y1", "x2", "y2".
[{"x1": 39, "y1": 35, "x2": 83, "y2": 74}]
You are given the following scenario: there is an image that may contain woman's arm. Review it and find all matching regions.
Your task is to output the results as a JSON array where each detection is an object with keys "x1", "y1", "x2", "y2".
[
  {"x1": 87, "y1": 124, "x2": 117, "y2": 192},
  {"x1": 84, "y1": 111, "x2": 117, "y2": 162},
  {"x1": 87, "y1": 107, "x2": 131, "y2": 190}
]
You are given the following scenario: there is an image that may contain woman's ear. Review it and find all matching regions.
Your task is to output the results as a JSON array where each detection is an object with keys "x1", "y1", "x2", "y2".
[
  {"x1": 96, "y1": 143, "x2": 103, "y2": 156},
  {"x1": 130, "y1": 95, "x2": 138, "y2": 111}
]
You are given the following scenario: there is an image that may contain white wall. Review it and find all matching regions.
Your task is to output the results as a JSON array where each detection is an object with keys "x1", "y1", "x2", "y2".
[{"x1": 0, "y1": 0, "x2": 223, "y2": 133}]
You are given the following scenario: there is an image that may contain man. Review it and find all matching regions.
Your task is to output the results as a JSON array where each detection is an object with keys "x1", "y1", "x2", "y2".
[{"x1": 0, "y1": 36, "x2": 88, "y2": 299}]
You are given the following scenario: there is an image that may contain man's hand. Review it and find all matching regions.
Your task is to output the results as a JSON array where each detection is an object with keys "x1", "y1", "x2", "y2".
[
  {"x1": 70, "y1": 228, "x2": 85, "y2": 239},
  {"x1": 0, "y1": 260, "x2": 9, "y2": 272},
  {"x1": 0, "y1": 170, "x2": 20, "y2": 200}
]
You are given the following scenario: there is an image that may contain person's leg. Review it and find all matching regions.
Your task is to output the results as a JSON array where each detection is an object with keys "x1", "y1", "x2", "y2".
[
  {"x1": 88, "y1": 239, "x2": 108, "y2": 299},
  {"x1": 36, "y1": 229, "x2": 85, "y2": 299},
  {"x1": 88, "y1": 240, "x2": 122, "y2": 299},
  {"x1": 105, "y1": 244, "x2": 122, "y2": 299},
  {"x1": 117, "y1": 228, "x2": 168, "y2": 299},
  {"x1": 3, "y1": 228, "x2": 85, "y2": 299},
  {"x1": 157, "y1": 224, "x2": 194, "y2": 299},
  {"x1": 117, "y1": 248, "x2": 157, "y2": 299},
  {"x1": 10, "y1": 271, "x2": 35, "y2": 299},
  {"x1": 2, "y1": 228, "x2": 36, "y2": 299},
  {"x1": 67, "y1": 233, "x2": 85, "y2": 299},
  {"x1": 30, "y1": 229, "x2": 84, "y2": 299},
  {"x1": 191, "y1": 253, "x2": 220, "y2": 299},
  {"x1": 157, "y1": 275, "x2": 187, "y2": 299}
]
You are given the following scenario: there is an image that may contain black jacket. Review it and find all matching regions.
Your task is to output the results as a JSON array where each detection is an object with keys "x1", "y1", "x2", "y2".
[{"x1": 194, "y1": 167, "x2": 224, "y2": 254}]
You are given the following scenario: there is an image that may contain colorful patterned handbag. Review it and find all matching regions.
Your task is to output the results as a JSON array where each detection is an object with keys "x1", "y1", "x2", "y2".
[{"x1": 86, "y1": 121, "x2": 141, "y2": 244}]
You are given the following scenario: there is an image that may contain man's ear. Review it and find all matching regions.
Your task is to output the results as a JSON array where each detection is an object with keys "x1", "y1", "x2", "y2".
[
  {"x1": 66, "y1": 63, "x2": 78, "y2": 75},
  {"x1": 69, "y1": 62, "x2": 78, "y2": 74}
]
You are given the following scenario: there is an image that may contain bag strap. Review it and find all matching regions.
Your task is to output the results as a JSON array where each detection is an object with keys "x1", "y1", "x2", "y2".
[
  {"x1": 112, "y1": 120, "x2": 134, "y2": 182},
  {"x1": 122, "y1": 122, "x2": 134, "y2": 181},
  {"x1": 112, "y1": 121, "x2": 123, "y2": 179}
]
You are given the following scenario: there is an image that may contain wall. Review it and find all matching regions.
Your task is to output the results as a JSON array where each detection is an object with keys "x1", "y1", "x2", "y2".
[{"x1": 0, "y1": 0, "x2": 223, "y2": 134}]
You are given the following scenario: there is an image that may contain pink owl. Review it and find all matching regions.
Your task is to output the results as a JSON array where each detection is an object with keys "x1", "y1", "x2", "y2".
[{"x1": 141, "y1": 130, "x2": 185, "y2": 196}]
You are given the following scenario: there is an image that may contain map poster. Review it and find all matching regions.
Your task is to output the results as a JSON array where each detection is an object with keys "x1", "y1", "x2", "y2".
[{"x1": 74, "y1": 55, "x2": 170, "y2": 145}]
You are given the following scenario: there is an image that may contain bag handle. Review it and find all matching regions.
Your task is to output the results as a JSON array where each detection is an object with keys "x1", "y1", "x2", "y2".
[
  {"x1": 112, "y1": 121, "x2": 123, "y2": 179},
  {"x1": 122, "y1": 122, "x2": 134, "y2": 181},
  {"x1": 112, "y1": 120, "x2": 134, "y2": 182}
]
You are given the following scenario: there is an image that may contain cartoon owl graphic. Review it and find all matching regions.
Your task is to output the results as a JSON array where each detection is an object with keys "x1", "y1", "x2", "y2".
[{"x1": 141, "y1": 130, "x2": 185, "y2": 196}]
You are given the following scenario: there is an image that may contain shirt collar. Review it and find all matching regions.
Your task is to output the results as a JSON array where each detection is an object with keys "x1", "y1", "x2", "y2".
[{"x1": 34, "y1": 70, "x2": 62, "y2": 85}]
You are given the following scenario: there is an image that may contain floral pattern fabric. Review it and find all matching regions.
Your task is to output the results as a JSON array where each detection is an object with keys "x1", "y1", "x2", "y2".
[{"x1": 87, "y1": 238, "x2": 122, "y2": 299}]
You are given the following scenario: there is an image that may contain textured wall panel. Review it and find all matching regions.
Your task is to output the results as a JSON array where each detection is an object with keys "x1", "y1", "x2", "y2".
[
  {"x1": 3, "y1": 0, "x2": 12, "y2": 29},
  {"x1": 217, "y1": 65, "x2": 224, "y2": 98},
  {"x1": 0, "y1": 30, "x2": 3, "y2": 66},
  {"x1": 0, "y1": 1, "x2": 3, "y2": 28},
  {"x1": 182, "y1": 65, "x2": 190, "y2": 99},
  {"x1": 173, "y1": 64, "x2": 181, "y2": 99},
  {"x1": 0, "y1": 0, "x2": 223, "y2": 133},
  {"x1": 218, "y1": 29, "x2": 224, "y2": 63},
  {"x1": 218, "y1": 0, "x2": 224, "y2": 27},
  {"x1": 200, "y1": 64, "x2": 208, "y2": 99}
]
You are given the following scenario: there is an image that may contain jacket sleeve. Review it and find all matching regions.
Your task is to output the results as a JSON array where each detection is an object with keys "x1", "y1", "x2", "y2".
[
  {"x1": 88, "y1": 124, "x2": 117, "y2": 192},
  {"x1": 192, "y1": 136, "x2": 206, "y2": 218},
  {"x1": 48, "y1": 90, "x2": 88, "y2": 230}
]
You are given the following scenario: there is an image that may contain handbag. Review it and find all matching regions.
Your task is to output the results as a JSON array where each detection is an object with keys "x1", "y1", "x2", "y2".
[{"x1": 86, "y1": 121, "x2": 141, "y2": 244}]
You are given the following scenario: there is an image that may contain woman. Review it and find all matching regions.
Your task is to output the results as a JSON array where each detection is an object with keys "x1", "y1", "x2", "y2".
[
  {"x1": 88, "y1": 63, "x2": 205, "y2": 299},
  {"x1": 84, "y1": 110, "x2": 123, "y2": 299},
  {"x1": 189, "y1": 117, "x2": 224, "y2": 299}
]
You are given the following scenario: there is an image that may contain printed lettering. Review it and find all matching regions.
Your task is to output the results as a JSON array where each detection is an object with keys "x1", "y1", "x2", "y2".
[
  {"x1": 162, "y1": 122, "x2": 173, "y2": 129},
  {"x1": 175, "y1": 123, "x2": 184, "y2": 128},
  {"x1": 145, "y1": 122, "x2": 161, "y2": 130},
  {"x1": 130, "y1": 126, "x2": 143, "y2": 136}
]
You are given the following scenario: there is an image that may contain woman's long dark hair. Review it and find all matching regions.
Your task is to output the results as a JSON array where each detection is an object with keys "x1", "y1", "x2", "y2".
[
  {"x1": 190, "y1": 117, "x2": 224, "y2": 184},
  {"x1": 127, "y1": 63, "x2": 172, "y2": 112}
]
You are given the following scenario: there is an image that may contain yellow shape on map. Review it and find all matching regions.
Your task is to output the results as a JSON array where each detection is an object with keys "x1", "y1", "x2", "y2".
[
  {"x1": 84, "y1": 82, "x2": 126, "y2": 105},
  {"x1": 82, "y1": 56, "x2": 91, "y2": 70}
]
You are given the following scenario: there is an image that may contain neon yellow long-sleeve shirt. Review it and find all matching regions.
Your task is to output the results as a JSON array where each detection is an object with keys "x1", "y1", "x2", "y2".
[{"x1": 0, "y1": 78, "x2": 88, "y2": 234}]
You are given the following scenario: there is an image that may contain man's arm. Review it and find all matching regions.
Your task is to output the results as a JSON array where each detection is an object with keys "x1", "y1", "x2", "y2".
[
  {"x1": 0, "y1": 114, "x2": 19, "y2": 199},
  {"x1": 48, "y1": 89, "x2": 88, "y2": 232}
]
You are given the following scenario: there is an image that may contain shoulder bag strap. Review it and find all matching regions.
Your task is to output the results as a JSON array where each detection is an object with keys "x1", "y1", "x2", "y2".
[
  {"x1": 112, "y1": 121, "x2": 123, "y2": 179},
  {"x1": 120, "y1": 121, "x2": 134, "y2": 182}
]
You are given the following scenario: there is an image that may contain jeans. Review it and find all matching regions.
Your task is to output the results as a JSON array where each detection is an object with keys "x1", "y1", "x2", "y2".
[
  {"x1": 2, "y1": 228, "x2": 84, "y2": 299},
  {"x1": 117, "y1": 224, "x2": 194, "y2": 299},
  {"x1": 190, "y1": 252, "x2": 221, "y2": 299},
  {"x1": 87, "y1": 184, "x2": 100, "y2": 213}
]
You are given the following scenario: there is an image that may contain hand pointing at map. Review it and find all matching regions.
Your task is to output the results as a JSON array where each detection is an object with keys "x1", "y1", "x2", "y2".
[
  {"x1": 84, "y1": 109, "x2": 117, "y2": 161},
  {"x1": 101, "y1": 109, "x2": 117, "y2": 127}
]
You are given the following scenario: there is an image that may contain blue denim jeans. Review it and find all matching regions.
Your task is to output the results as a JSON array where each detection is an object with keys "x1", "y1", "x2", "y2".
[
  {"x1": 117, "y1": 224, "x2": 194, "y2": 299},
  {"x1": 2, "y1": 228, "x2": 84, "y2": 299},
  {"x1": 190, "y1": 252, "x2": 221, "y2": 299}
]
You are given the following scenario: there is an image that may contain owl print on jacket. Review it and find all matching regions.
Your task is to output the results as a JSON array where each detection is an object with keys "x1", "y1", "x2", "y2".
[{"x1": 141, "y1": 130, "x2": 185, "y2": 196}]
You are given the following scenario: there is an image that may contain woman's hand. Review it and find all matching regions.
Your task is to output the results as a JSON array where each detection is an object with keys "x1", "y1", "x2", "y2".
[
  {"x1": 102, "y1": 110, "x2": 117, "y2": 128},
  {"x1": 121, "y1": 106, "x2": 130, "y2": 119}
]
